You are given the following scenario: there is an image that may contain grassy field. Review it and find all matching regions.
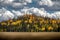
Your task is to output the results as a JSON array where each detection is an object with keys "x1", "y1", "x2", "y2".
[{"x1": 0, "y1": 14, "x2": 60, "y2": 32}]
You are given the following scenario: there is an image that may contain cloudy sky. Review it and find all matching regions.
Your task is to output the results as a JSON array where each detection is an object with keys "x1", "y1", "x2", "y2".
[{"x1": 0, "y1": 0, "x2": 60, "y2": 22}]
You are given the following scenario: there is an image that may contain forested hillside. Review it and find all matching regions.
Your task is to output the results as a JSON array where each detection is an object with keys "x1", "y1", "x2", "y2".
[{"x1": 0, "y1": 14, "x2": 60, "y2": 32}]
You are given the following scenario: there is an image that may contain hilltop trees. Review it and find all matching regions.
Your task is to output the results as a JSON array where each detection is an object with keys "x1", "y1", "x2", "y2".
[{"x1": 0, "y1": 14, "x2": 59, "y2": 32}]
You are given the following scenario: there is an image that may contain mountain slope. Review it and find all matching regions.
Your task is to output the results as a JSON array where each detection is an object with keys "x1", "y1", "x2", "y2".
[{"x1": 0, "y1": 14, "x2": 60, "y2": 32}]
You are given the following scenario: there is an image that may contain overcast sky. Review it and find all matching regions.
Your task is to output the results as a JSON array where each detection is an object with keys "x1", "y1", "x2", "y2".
[{"x1": 0, "y1": 0, "x2": 60, "y2": 22}]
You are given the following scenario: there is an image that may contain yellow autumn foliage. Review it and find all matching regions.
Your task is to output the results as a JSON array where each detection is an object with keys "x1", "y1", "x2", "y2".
[
  {"x1": 48, "y1": 26, "x2": 53, "y2": 31},
  {"x1": 41, "y1": 27, "x2": 45, "y2": 31},
  {"x1": 29, "y1": 19, "x2": 32, "y2": 23},
  {"x1": 51, "y1": 20, "x2": 57, "y2": 24},
  {"x1": 1, "y1": 22, "x2": 7, "y2": 25},
  {"x1": 24, "y1": 20, "x2": 28, "y2": 23},
  {"x1": 11, "y1": 22, "x2": 17, "y2": 25},
  {"x1": 16, "y1": 20, "x2": 22, "y2": 24},
  {"x1": 7, "y1": 22, "x2": 10, "y2": 26}
]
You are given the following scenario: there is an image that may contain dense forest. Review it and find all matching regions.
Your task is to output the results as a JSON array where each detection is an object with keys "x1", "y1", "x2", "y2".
[{"x1": 0, "y1": 14, "x2": 60, "y2": 32}]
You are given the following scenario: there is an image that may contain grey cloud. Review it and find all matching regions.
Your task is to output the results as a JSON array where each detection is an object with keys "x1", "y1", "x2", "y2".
[{"x1": 0, "y1": 0, "x2": 60, "y2": 22}]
